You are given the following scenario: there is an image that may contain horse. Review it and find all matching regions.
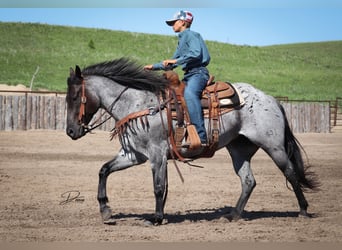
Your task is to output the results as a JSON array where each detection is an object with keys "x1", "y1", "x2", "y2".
[{"x1": 66, "y1": 57, "x2": 319, "y2": 224}]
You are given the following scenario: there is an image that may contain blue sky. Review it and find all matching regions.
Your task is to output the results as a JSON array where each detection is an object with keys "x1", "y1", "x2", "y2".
[
  {"x1": 1, "y1": 0, "x2": 342, "y2": 8},
  {"x1": 0, "y1": 1, "x2": 341, "y2": 46}
]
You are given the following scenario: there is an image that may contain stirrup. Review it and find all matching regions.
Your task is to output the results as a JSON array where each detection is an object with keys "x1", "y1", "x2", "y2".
[{"x1": 181, "y1": 142, "x2": 191, "y2": 148}]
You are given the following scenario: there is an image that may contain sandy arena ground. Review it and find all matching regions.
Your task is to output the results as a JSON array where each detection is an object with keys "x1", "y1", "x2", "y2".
[{"x1": 0, "y1": 130, "x2": 341, "y2": 242}]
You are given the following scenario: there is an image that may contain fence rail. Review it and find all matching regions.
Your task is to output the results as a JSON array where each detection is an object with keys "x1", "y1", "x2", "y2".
[{"x1": 0, "y1": 92, "x2": 334, "y2": 133}]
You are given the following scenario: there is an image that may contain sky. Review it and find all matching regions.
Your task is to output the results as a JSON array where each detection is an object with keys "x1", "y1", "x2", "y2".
[{"x1": 0, "y1": 1, "x2": 341, "y2": 46}]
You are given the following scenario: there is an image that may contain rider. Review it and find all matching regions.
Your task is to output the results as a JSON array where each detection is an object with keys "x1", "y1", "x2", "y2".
[{"x1": 144, "y1": 10, "x2": 211, "y2": 145}]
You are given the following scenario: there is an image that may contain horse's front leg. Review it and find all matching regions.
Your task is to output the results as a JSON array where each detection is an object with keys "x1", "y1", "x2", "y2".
[
  {"x1": 150, "y1": 154, "x2": 168, "y2": 225},
  {"x1": 97, "y1": 148, "x2": 146, "y2": 222}
]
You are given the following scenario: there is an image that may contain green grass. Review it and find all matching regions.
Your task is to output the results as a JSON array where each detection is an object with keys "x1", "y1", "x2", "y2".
[{"x1": 1, "y1": 22, "x2": 341, "y2": 100}]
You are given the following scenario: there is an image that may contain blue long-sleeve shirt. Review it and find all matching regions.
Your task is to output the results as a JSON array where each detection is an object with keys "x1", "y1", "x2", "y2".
[{"x1": 153, "y1": 28, "x2": 211, "y2": 71}]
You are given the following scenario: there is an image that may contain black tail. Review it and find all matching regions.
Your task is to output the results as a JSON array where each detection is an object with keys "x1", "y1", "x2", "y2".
[{"x1": 278, "y1": 102, "x2": 320, "y2": 192}]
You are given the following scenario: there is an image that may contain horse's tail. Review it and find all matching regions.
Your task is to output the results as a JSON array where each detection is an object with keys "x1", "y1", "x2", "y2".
[{"x1": 278, "y1": 102, "x2": 320, "y2": 192}]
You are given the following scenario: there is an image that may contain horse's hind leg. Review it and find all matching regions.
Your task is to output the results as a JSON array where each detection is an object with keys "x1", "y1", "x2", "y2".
[
  {"x1": 226, "y1": 136, "x2": 259, "y2": 221},
  {"x1": 97, "y1": 148, "x2": 147, "y2": 222},
  {"x1": 266, "y1": 148, "x2": 310, "y2": 217},
  {"x1": 283, "y1": 161, "x2": 309, "y2": 216}
]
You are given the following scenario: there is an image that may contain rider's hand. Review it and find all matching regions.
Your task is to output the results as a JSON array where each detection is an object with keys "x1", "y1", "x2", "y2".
[
  {"x1": 162, "y1": 59, "x2": 177, "y2": 67},
  {"x1": 144, "y1": 64, "x2": 153, "y2": 70}
]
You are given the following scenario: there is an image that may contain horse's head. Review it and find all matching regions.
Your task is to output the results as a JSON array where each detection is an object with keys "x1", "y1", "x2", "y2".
[{"x1": 66, "y1": 65, "x2": 100, "y2": 140}]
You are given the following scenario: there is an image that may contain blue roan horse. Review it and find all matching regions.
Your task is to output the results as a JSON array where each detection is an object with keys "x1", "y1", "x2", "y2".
[{"x1": 66, "y1": 58, "x2": 318, "y2": 224}]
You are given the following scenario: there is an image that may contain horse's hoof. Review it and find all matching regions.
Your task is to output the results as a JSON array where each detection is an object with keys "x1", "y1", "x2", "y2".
[
  {"x1": 154, "y1": 219, "x2": 163, "y2": 226},
  {"x1": 299, "y1": 209, "x2": 313, "y2": 218},
  {"x1": 224, "y1": 210, "x2": 241, "y2": 222},
  {"x1": 101, "y1": 206, "x2": 113, "y2": 222},
  {"x1": 142, "y1": 218, "x2": 166, "y2": 227}
]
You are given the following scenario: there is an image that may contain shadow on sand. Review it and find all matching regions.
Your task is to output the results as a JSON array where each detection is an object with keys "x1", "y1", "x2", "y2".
[{"x1": 106, "y1": 206, "x2": 307, "y2": 225}]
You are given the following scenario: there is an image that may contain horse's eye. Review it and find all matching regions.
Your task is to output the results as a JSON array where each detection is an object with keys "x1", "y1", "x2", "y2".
[{"x1": 67, "y1": 87, "x2": 79, "y2": 102}]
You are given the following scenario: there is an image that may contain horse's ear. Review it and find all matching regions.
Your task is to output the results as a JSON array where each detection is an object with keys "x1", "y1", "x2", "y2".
[
  {"x1": 75, "y1": 65, "x2": 82, "y2": 78},
  {"x1": 69, "y1": 67, "x2": 75, "y2": 77}
]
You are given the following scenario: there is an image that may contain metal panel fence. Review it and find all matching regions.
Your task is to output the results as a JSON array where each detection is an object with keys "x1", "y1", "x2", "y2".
[{"x1": 0, "y1": 92, "x2": 331, "y2": 133}]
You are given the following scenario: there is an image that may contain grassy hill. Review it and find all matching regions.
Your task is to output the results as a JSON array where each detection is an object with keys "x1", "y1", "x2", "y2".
[{"x1": 0, "y1": 22, "x2": 341, "y2": 100}]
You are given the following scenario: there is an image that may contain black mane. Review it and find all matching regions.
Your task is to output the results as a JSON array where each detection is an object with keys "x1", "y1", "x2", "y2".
[{"x1": 81, "y1": 58, "x2": 169, "y2": 93}]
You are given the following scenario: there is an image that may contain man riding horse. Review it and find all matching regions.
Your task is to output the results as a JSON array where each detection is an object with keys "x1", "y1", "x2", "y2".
[{"x1": 144, "y1": 10, "x2": 210, "y2": 148}]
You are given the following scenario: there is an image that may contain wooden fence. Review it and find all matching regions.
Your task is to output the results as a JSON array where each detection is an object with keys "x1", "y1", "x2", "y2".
[
  {"x1": 281, "y1": 102, "x2": 330, "y2": 133},
  {"x1": 0, "y1": 93, "x2": 331, "y2": 133},
  {"x1": 0, "y1": 94, "x2": 66, "y2": 131}
]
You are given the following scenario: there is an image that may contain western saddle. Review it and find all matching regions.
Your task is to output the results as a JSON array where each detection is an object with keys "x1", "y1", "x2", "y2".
[{"x1": 163, "y1": 71, "x2": 244, "y2": 159}]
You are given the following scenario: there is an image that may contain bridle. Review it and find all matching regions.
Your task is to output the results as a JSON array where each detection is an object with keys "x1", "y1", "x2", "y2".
[
  {"x1": 77, "y1": 78, "x2": 128, "y2": 134},
  {"x1": 77, "y1": 79, "x2": 87, "y2": 126}
]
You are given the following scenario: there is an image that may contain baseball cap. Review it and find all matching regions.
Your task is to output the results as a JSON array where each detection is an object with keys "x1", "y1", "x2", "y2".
[{"x1": 165, "y1": 10, "x2": 193, "y2": 26}]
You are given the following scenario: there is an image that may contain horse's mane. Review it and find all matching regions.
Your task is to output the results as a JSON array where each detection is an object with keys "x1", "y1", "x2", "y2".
[{"x1": 81, "y1": 58, "x2": 169, "y2": 93}]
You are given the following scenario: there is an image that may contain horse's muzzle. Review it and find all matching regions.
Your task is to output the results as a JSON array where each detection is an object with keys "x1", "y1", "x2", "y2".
[{"x1": 66, "y1": 125, "x2": 85, "y2": 140}]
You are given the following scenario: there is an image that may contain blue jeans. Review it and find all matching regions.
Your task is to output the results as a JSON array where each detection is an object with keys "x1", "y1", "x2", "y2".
[{"x1": 183, "y1": 67, "x2": 209, "y2": 143}]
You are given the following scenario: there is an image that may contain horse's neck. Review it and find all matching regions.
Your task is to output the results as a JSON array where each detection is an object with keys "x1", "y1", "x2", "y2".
[{"x1": 90, "y1": 78, "x2": 158, "y2": 120}]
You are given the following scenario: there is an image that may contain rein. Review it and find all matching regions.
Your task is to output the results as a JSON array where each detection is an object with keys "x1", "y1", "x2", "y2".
[{"x1": 110, "y1": 96, "x2": 172, "y2": 139}]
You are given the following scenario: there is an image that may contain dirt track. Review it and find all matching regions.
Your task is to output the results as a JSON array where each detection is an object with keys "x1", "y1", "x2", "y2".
[{"x1": 0, "y1": 130, "x2": 341, "y2": 242}]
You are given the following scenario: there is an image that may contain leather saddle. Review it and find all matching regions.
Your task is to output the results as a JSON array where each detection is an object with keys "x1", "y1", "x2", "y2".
[{"x1": 163, "y1": 71, "x2": 244, "y2": 159}]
